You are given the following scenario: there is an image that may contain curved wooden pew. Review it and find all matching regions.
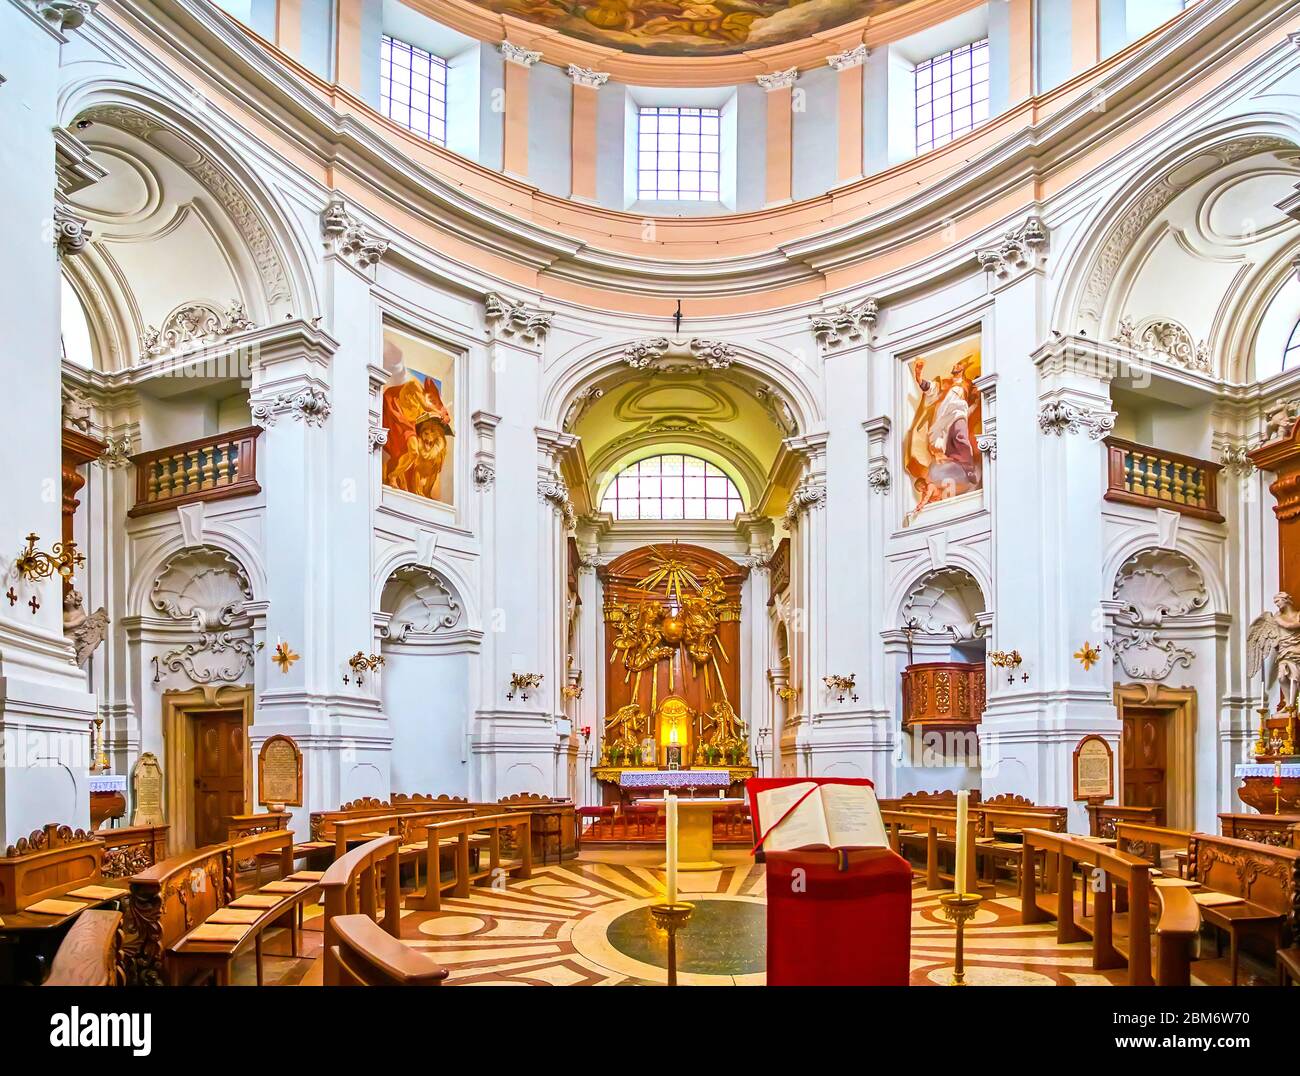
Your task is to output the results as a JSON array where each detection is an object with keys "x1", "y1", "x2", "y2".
[
  {"x1": 1018, "y1": 828, "x2": 1198, "y2": 985},
  {"x1": 329, "y1": 914, "x2": 449, "y2": 986},
  {"x1": 408, "y1": 813, "x2": 532, "y2": 912},
  {"x1": 43, "y1": 909, "x2": 123, "y2": 986},
  {"x1": 320, "y1": 835, "x2": 402, "y2": 987}
]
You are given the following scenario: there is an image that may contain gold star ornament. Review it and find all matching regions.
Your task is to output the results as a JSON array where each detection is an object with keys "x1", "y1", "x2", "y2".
[
  {"x1": 1074, "y1": 641, "x2": 1101, "y2": 671},
  {"x1": 272, "y1": 641, "x2": 300, "y2": 673}
]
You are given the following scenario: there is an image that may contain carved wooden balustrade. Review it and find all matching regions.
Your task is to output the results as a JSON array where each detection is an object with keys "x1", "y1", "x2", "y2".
[
  {"x1": 1103, "y1": 437, "x2": 1223, "y2": 522},
  {"x1": 128, "y1": 426, "x2": 261, "y2": 517}
]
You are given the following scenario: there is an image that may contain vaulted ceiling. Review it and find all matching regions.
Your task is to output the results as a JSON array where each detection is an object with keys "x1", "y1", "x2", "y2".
[{"x1": 468, "y1": 0, "x2": 910, "y2": 56}]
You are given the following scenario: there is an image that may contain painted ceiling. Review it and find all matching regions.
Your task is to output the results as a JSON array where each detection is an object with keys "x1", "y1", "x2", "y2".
[{"x1": 472, "y1": 1, "x2": 911, "y2": 56}]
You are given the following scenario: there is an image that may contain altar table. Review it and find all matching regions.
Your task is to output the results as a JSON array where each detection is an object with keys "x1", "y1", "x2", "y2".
[{"x1": 651, "y1": 797, "x2": 746, "y2": 871}]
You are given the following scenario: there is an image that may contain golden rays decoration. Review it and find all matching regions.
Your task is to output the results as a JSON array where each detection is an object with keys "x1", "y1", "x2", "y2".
[
  {"x1": 634, "y1": 544, "x2": 702, "y2": 605},
  {"x1": 272, "y1": 641, "x2": 299, "y2": 673},
  {"x1": 1074, "y1": 641, "x2": 1102, "y2": 671}
]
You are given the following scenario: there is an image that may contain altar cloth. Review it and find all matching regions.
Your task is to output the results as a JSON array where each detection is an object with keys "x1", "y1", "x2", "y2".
[
  {"x1": 88, "y1": 774, "x2": 127, "y2": 793},
  {"x1": 1235, "y1": 763, "x2": 1300, "y2": 778},
  {"x1": 619, "y1": 769, "x2": 732, "y2": 790}
]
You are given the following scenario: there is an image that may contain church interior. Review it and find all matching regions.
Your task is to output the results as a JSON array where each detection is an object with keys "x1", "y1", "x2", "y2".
[{"x1": 9, "y1": 0, "x2": 1300, "y2": 1013}]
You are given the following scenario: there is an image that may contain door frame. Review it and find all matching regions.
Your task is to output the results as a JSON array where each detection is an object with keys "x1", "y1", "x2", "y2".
[
  {"x1": 1114, "y1": 682, "x2": 1196, "y2": 831},
  {"x1": 161, "y1": 685, "x2": 253, "y2": 853}
]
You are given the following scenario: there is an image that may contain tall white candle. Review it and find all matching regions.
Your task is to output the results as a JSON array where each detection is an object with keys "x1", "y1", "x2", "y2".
[
  {"x1": 954, "y1": 789, "x2": 969, "y2": 895},
  {"x1": 665, "y1": 794, "x2": 679, "y2": 905}
]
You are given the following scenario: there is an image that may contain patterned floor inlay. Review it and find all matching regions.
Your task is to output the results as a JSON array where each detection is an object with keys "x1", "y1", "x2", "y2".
[{"x1": 226, "y1": 850, "x2": 1277, "y2": 986}]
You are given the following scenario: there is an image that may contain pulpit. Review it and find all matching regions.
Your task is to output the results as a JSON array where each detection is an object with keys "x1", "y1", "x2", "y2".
[{"x1": 901, "y1": 661, "x2": 985, "y2": 729}]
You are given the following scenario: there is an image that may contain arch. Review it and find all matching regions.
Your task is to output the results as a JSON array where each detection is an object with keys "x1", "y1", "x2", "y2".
[
  {"x1": 379, "y1": 564, "x2": 467, "y2": 640},
  {"x1": 543, "y1": 336, "x2": 821, "y2": 449},
  {"x1": 888, "y1": 555, "x2": 993, "y2": 634},
  {"x1": 1052, "y1": 116, "x2": 1300, "y2": 350},
  {"x1": 1102, "y1": 535, "x2": 1226, "y2": 619},
  {"x1": 128, "y1": 529, "x2": 267, "y2": 619},
  {"x1": 56, "y1": 81, "x2": 319, "y2": 336},
  {"x1": 372, "y1": 549, "x2": 481, "y2": 632}
]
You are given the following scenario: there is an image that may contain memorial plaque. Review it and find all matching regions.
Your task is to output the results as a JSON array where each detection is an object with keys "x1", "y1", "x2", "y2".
[
  {"x1": 1073, "y1": 735, "x2": 1114, "y2": 801},
  {"x1": 131, "y1": 751, "x2": 165, "y2": 827},
  {"x1": 258, "y1": 735, "x2": 303, "y2": 807}
]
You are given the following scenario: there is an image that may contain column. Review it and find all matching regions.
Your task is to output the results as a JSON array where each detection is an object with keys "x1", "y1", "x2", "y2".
[
  {"x1": 0, "y1": 0, "x2": 99, "y2": 843},
  {"x1": 782, "y1": 433, "x2": 828, "y2": 776},
  {"x1": 501, "y1": 43, "x2": 540, "y2": 180},
  {"x1": 472, "y1": 293, "x2": 559, "y2": 799},
  {"x1": 573, "y1": 525, "x2": 604, "y2": 806},
  {"x1": 567, "y1": 65, "x2": 607, "y2": 203},
  {"x1": 828, "y1": 46, "x2": 867, "y2": 186},
  {"x1": 758, "y1": 69, "x2": 796, "y2": 207}
]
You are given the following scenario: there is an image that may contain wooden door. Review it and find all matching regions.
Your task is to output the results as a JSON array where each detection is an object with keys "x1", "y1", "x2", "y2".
[
  {"x1": 1121, "y1": 706, "x2": 1167, "y2": 816},
  {"x1": 194, "y1": 711, "x2": 245, "y2": 846}
]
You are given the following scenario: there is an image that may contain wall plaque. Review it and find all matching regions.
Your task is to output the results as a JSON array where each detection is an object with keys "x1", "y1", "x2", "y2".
[
  {"x1": 258, "y1": 735, "x2": 303, "y2": 807},
  {"x1": 131, "y1": 751, "x2": 165, "y2": 827},
  {"x1": 1073, "y1": 735, "x2": 1114, "y2": 801}
]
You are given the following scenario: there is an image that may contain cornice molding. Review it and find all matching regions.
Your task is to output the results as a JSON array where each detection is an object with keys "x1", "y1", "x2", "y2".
[{"x1": 91, "y1": 0, "x2": 1295, "y2": 300}]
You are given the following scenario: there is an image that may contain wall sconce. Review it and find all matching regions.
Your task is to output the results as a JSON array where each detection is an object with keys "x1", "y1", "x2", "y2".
[
  {"x1": 823, "y1": 674, "x2": 858, "y2": 703},
  {"x1": 15, "y1": 532, "x2": 84, "y2": 583},
  {"x1": 776, "y1": 684, "x2": 799, "y2": 703},
  {"x1": 561, "y1": 684, "x2": 583, "y2": 701},
  {"x1": 508, "y1": 672, "x2": 543, "y2": 701},
  {"x1": 989, "y1": 649, "x2": 1027, "y2": 684},
  {"x1": 345, "y1": 651, "x2": 385, "y2": 686}
]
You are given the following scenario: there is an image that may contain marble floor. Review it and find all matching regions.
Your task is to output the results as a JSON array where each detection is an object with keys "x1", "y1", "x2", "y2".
[{"x1": 235, "y1": 849, "x2": 1276, "y2": 986}]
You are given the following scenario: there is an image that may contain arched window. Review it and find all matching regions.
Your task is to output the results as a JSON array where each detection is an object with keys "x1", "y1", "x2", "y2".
[
  {"x1": 600, "y1": 454, "x2": 743, "y2": 521},
  {"x1": 1285, "y1": 316, "x2": 1300, "y2": 373}
]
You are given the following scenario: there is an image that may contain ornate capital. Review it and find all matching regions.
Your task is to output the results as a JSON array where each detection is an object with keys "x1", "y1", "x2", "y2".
[
  {"x1": 251, "y1": 386, "x2": 331, "y2": 428},
  {"x1": 783, "y1": 479, "x2": 826, "y2": 529},
  {"x1": 368, "y1": 424, "x2": 388, "y2": 452},
  {"x1": 976, "y1": 215, "x2": 1049, "y2": 279},
  {"x1": 28, "y1": 0, "x2": 96, "y2": 32},
  {"x1": 866, "y1": 465, "x2": 891, "y2": 493},
  {"x1": 827, "y1": 45, "x2": 868, "y2": 71},
  {"x1": 567, "y1": 64, "x2": 609, "y2": 88},
  {"x1": 53, "y1": 201, "x2": 91, "y2": 258},
  {"x1": 538, "y1": 472, "x2": 576, "y2": 529},
  {"x1": 321, "y1": 198, "x2": 389, "y2": 268},
  {"x1": 473, "y1": 461, "x2": 496, "y2": 489},
  {"x1": 757, "y1": 68, "x2": 798, "y2": 91},
  {"x1": 501, "y1": 42, "x2": 542, "y2": 67},
  {"x1": 1037, "y1": 400, "x2": 1116, "y2": 440},
  {"x1": 975, "y1": 433, "x2": 997, "y2": 460},
  {"x1": 1220, "y1": 441, "x2": 1256, "y2": 477},
  {"x1": 810, "y1": 298, "x2": 878, "y2": 349},
  {"x1": 484, "y1": 293, "x2": 552, "y2": 344}
]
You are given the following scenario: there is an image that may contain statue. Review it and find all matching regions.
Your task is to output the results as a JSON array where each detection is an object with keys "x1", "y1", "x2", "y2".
[
  {"x1": 64, "y1": 588, "x2": 109, "y2": 667},
  {"x1": 1246, "y1": 592, "x2": 1300, "y2": 710}
]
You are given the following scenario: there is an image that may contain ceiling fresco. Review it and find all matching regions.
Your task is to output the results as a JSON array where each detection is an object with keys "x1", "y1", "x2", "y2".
[{"x1": 473, "y1": 1, "x2": 913, "y2": 56}]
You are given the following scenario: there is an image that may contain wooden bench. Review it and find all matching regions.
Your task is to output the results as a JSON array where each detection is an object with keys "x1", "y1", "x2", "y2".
[
  {"x1": 42, "y1": 909, "x2": 123, "y2": 986},
  {"x1": 320, "y1": 835, "x2": 403, "y2": 986},
  {"x1": 880, "y1": 808, "x2": 980, "y2": 893},
  {"x1": 1115, "y1": 822, "x2": 1192, "y2": 877},
  {"x1": 96, "y1": 825, "x2": 169, "y2": 879},
  {"x1": 1087, "y1": 803, "x2": 1162, "y2": 838},
  {"x1": 407, "y1": 813, "x2": 533, "y2": 912},
  {"x1": 1019, "y1": 828, "x2": 1198, "y2": 985},
  {"x1": 1218, "y1": 812, "x2": 1300, "y2": 849},
  {"x1": 0, "y1": 823, "x2": 105, "y2": 913},
  {"x1": 329, "y1": 913, "x2": 449, "y2": 986},
  {"x1": 1186, "y1": 832, "x2": 1300, "y2": 985}
]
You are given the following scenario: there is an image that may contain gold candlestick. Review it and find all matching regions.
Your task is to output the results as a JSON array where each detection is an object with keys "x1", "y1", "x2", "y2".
[
  {"x1": 93, "y1": 717, "x2": 109, "y2": 772},
  {"x1": 649, "y1": 901, "x2": 694, "y2": 986},
  {"x1": 938, "y1": 892, "x2": 983, "y2": 986}
]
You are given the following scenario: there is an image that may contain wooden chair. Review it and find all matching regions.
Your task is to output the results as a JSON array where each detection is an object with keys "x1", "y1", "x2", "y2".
[
  {"x1": 329, "y1": 914, "x2": 449, "y2": 986},
  {"x1": 43, "y1": 910, "x2": 122, "y2": 986}
]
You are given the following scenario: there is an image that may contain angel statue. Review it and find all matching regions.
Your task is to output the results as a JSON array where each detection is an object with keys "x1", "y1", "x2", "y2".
[
  {"x1": 1246, "y1": 592, "x2": 1300, "y2": 711},
  {"x1": 63, "y1": 589, "x2": 109, "y2": 668}
]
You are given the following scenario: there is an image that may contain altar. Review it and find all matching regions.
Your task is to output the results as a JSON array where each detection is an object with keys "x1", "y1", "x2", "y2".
[{"x1": 647, "y1": 796, "x2": 746, "y2": 871}]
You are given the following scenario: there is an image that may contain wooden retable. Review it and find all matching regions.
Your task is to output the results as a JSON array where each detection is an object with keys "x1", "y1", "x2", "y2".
[{"x1": 653, "y1": 797, "x2": 746, "y2": 871}]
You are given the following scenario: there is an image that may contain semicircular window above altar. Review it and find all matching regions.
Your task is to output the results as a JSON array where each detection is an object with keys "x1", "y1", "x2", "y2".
[{"x1": 600, "y1": 454, "x2": 743, "y2": 521}]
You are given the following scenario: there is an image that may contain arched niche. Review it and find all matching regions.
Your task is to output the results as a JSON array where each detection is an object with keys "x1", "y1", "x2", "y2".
[
  {"x1": 900, "y1": 566, "x2": 988, "y2": 658},
  {"x1": 1110, "y1": 548, "x2": 1210, "y2": 682},
  {"x1": 377, "y1": 565, "x2": 474, "y2": 799}
]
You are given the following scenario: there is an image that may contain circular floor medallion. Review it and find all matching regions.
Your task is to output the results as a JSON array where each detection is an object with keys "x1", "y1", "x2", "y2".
[{"x1": 603, "y1": 897, "x2": 765, "y2": 977}]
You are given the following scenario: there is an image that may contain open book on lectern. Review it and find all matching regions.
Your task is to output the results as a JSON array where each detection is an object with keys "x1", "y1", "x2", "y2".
[{"x1": 753, "y1": 781, "x2": 889, "y2": 852}]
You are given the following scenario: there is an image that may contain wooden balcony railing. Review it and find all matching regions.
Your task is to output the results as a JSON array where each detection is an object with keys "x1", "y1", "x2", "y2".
[
  {"x1": 128, "y1": 426, "x2": 261, "y2": 517},
  {"x1": 1103, "y1": 437, "x2": 1223, "y2": 522}
]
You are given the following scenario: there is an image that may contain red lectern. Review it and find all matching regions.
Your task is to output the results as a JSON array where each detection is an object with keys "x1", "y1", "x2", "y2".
[{"x1": 748, "y1": 776, "x2": 912, "y2": 986}]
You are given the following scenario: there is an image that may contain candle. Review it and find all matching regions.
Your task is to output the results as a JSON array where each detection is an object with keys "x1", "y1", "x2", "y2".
[
  {"x1": 1276, "y1": 761, "x2": 1283, "y2": 789},
  {"x1": 954, "y1": 790, "x2": 970, "y2": 896},
  {"x1": 665, "y1": 794, "x2": 679, "y2": 905}
]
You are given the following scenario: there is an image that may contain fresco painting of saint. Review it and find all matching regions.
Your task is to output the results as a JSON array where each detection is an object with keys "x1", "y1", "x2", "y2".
[
  {"x1": 381, "y1": 328, "x2": 456, "y2": 504},
  {"x1": 902, "y1": 335, "x2": 982, "y2": 526}
]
